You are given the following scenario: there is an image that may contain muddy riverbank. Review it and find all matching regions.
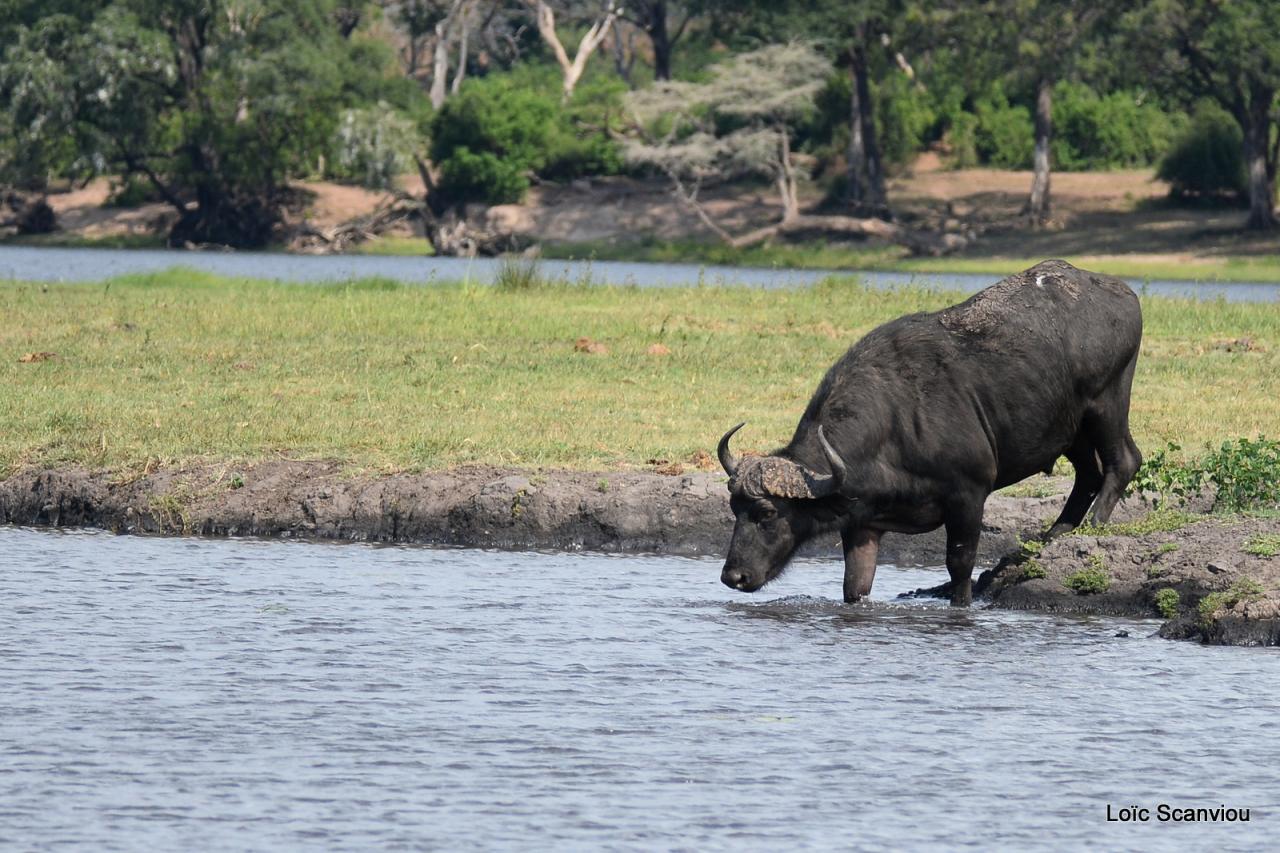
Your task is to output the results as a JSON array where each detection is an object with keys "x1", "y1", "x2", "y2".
[{"x1": 4, "y1": 462, "x2": 1277, "y2": 645}]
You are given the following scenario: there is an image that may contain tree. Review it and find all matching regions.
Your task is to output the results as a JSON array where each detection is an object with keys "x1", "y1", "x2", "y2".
[
  {"x1": 618, "y1": 1, "x2": 692, "y2": 81},
  {"x1": 0, "y1": 0, "x2": 416, "y2": 247},
  {"x1": 942, "y1": 0, "x2": 1112, "y2": 226},
  {"x1": 524, "y1": 0, "x2": 618, "y2": 100},
  {"x1": 624, "y1": 43, "x2": 965, "y2": 254},
  {"x1": 1130, "y1": 0, "x2": 1280, "y2": 230}
]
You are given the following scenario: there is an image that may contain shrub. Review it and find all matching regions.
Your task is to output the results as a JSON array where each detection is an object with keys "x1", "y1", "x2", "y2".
[
  {"x1": 1051, "y1": 82, "x2": 1184, "y2": 171},
  {"x1": 1064, "y1": 559, "x2": 1110, "y2": 594},
  {"x1": 1130, "y1": 437, "x2": 1280, "y2": 512},
  {"x1": 331, "y1": 103, "x2": 419, "y2": 190},
  {"x1": 1156, "y1": 102, "x2": 1245, "y2": 199},
  {"x1": 1154, "y1": 587, "x2": 1180, "y2": 619},
  {"x1": 430, "y1": 69, "x2": 623, "y2": 206},
  {"x1": 1198, "y1": 578, "x2": 1266, "y2": 621},
  {"x1": 973, "y1": 88, "x2": 1033, "y2": 169},
  {"x1": 437, "y1": 146, "x2": 528, "y2": 206}
]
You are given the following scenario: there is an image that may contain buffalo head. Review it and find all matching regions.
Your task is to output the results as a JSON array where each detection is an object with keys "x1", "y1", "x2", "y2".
[{"x1": 717, "y1": 422, "x2": 850, "y2": 593}]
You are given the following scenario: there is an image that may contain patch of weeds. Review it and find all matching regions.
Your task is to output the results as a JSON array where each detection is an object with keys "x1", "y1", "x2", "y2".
[
  {"x1": 1154, "y1": 587, "x2": 1181, "y2": 619},
  {"x1": 494, "y1": 258, "x2": 546, "y2": 291},
  {"x1": 229, "y1": 472, "x2": 244, "y2": 490},
  {"x1": 148, "y1": 492, "x2": 192, "y2": 533},
  {"x1": 1020, "y1": 560, "x2": 1047, "y2": 580},
  {"x1": 510, "y1": 487, "x2": 527, "y2": 519},
  {"x1": 999, "y1": 478, "x2": 1059, "y2": 498},
  {"x1": 1063, "y1": 556, "x2": 1111, "y2": 595},
  {"x1": 1076, "y1": 508, "x2": 1197, "y2": 537},
  {"x1": 1131, "y1": 437, "x2": 1280, "y2": 512},
  {"x1": 1198, "y1": 577, "x2": 1268, "y2": 622},
  {"x1": 596, "y1": 478, "x2": 610, "y2": 493},
  {"x1": 1146, "y1": 565, "x2": 1168, "y2": 579},
  {"x1": 1243, "y1": 533, "x2": 1280, "y2": 557},
  {"x1": 1156, "y1": 541, "x2": 1180, "y2": 555}
]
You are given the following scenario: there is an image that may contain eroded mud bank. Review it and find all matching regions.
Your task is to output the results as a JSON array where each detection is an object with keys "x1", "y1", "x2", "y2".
[{"x1": 4, "y1": 462, "x2": 1277, "y2": 644}]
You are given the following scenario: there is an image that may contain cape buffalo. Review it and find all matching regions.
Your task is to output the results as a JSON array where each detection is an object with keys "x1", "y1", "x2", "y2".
[{"x1": 717, "y1": 259, "x2": 1143, "y2": 606}]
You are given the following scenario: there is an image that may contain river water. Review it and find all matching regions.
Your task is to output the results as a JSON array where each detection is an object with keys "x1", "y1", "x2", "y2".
[
  {"x1": 2, "y1": 245, "x2": 1279, "y2": 302},
  {"x1": 1, "y1": 526, "x2": 1276, "y2": 851}
]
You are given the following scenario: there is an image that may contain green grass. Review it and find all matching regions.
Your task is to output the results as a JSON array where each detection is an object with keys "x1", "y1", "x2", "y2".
[
  {"x1": 1243, "y1": 534, "x2": 1280, "y2": 557},
  {"x1": 1198, "y1": 578, "x2": 1268, "y2": 621},
  {"x1": 1076, "y1": 508, "x2": 1199, "y2": 537},
  {"x1": 4, "y1": 267, "x2": 1280, "y2": 474},
  {"x1": 348, "y1": 236, "x2": 435, "y2": 256},
  {"x1": 540, "y1": 238, "x2": 1280, "y2": 284}
]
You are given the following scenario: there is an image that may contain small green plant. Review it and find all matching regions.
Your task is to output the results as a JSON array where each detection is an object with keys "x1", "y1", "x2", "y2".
[
  {"x1": 1021, "y1": 560, "x2": 1047, "y2": 580},
  {"x1": 1156, "y1": 542, "x2": 1180, "y2": 555},
  {"x1": 1077, "y1": 508, "x2": 1196, "y2": 537},
  {"x1": 229, "y1": 473, "x2": 244, "y2": 490},
  {"x1": 1130, "y1": 438, "x2": 1280, "y2": 513},
  {"x1": 1064, "y1": 557, "x2": 1111, "y2": 594},
  {"x1": 1146, "y1": 565, "x2": 1168, "y2": 579},
  {"x1": 1243, "y1": 534, "x2": 1280, "y2": 557},
  {"x1": 1198, "y1": 577, "x2": 1268, "y2": 622},
  {"x1": 1154, "y1": 587, "x2": 1181, "y2": 619},
  {"x1": 596, "y1": 478, "x2": 610, "y2": 493}
]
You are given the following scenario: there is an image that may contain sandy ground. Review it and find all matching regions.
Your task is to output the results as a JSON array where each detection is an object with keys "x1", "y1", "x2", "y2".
[{"x1": 34, "y1": 157, "x2": 1280, "y2": 261}]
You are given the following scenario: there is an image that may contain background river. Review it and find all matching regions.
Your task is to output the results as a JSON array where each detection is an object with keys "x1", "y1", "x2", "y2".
[
  {"x1": 1, "y1": 526, "x2": 1277, "y2": 851},
  {"x1": 3, "y1": 245, "x2": 1280, "y2": 302}
]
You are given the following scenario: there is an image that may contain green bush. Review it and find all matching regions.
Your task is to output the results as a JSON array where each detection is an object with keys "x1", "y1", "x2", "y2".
[
  {"x1": 1051, "y1": 82, "x2": 1183, "y2": 171},
  {"x1": 1156, "y1": 102, "x2": 1245, "y2": 199},
  {"x1": 875, "y1": 74, "x2": 936, "y2": 167},
  {"x1": 438, "y1": 146, "x2": 527, "y2": 206},
  {"x1": 1154, "y1": 587, "x2": 1180, "y2": 619},
  {"x1": 1064, "y1": 558, "x2": 1111, "y2": 594},
  {"x1": 973, "y1": 87, "x2": 1033, "y2": 169},
  {"x1": 331, "y1": 103, "x2": 419, "y2": 190},
  {"x1": 430, "y1": 68, "x2": 624, "y2": 206},
  {"x1": 1131, "y1": 437, "x2": 1280, "y2": 512}
]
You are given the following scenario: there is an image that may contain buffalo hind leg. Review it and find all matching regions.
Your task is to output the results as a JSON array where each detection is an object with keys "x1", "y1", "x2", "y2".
[
  {"x1": 841, "y1": 528, "x2": 882, "y2": 603},
  {"x1": 1045, "y1": 439, "x2": 1104, "y2": 539},
  {"x1": 1088, "y1": 430, "x2": 1142, "y2": 525},
  {"x1": 944, "y1": 499, "x2": 985, "y2": 607}
]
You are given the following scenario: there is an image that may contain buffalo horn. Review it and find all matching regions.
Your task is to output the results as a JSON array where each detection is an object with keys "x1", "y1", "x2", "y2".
[
  {"x1": 817, "y1": 425, "x2": 848, "y2": 493},
  {"x1": 717, "y1": 422, "x2": 746, "y2": 476}
]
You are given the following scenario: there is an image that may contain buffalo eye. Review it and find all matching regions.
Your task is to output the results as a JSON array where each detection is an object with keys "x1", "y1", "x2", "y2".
[{"x1": 756, "y1": 506, "x2": 778, "y2": 522}]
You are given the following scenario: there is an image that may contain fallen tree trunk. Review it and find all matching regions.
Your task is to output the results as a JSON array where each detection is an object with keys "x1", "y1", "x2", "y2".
[{"x1": 729, "y1": 213, "x2": 971, "y2": 256}]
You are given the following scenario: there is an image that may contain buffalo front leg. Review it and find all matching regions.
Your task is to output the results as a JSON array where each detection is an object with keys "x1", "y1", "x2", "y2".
[
  {"x1": 944, "y1": 501, "x2": 984, "y2": 607},
  {"x1": 842, "y1": 528, "x2": 882, "y2": 603}
]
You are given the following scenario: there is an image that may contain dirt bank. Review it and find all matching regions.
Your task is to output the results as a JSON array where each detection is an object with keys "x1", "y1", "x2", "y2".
[
  {"x1": 968, "y1": 514, "x2": 1280, "y2": 646},
  {"x1": 28, "y1": 159, "x2": 1280, "y2": 263},
  {"x1": 6, "y1": 462, "x2": 1276, "y2": 645},
  {"x1": 0, "y1": 461, "x2": 1058, "y2": 565}
]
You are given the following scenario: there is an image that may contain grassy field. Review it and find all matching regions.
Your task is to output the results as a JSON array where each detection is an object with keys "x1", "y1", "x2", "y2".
[{"x1": 3, "y1": 267, "x2": 1279, "y2": 475}]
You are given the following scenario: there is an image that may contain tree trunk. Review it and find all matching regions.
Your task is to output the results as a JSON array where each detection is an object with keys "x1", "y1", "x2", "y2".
[
  {"x1": 848, "y1": 43, "x2": 888, "y2": 219},
  {"x1": 528, "y1": 0, "x2": 618, "y2": 101},
  {"x1": 1241, "y1": 83, "x2": 1277, "y2": 231},
  {"x1": 845, "y1": 48, "x2": 867, "y2": 212},
  {"x1": 1026, "y1": 77, "x2": 1053, "y2": 226},
  {"x1": 648, "y1": 1, "x2": 672, "y2": 81},
  {"x1": 777, "y1": 129, "x2": 799, "y2": 222}
]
